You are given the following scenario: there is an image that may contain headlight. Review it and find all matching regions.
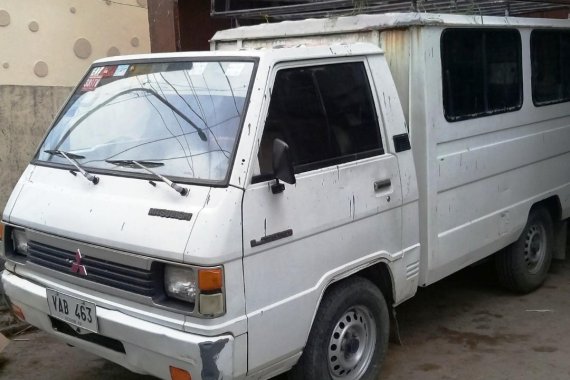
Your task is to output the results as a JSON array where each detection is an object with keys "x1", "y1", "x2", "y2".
[
  {"x1": 0, "y1": 225, "x2": 28, "y2": 260},
  {"x1": 164, "y1": 264, "x2": 225, "y2": 317},
  {"x1": 12, "y1": 230, "x2": 29, "y2": 257},
  {"x1": 164, "y1": 265, "x2": 197, "y2": 303}
]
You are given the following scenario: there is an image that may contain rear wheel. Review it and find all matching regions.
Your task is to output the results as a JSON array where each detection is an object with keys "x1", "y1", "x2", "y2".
[
  {"x1": 290, "y1": 277, "x2": 389, "y2": 380},
  {"x1": 496, "y1": 207, "x2": 554, "y2": 293}
]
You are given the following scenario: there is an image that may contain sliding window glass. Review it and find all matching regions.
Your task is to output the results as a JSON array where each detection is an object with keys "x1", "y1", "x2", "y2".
[
  {"x1": 441, "y1": 29, "x2": 523, "y2": 122},
  {"x1": 531, "y1": 30, "x2": 570, "y2": 106}
]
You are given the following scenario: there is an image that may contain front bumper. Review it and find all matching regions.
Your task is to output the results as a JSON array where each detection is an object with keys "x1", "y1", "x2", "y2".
[{"x1": 2, "y1": 270, "x2": 242, "y2": 380}]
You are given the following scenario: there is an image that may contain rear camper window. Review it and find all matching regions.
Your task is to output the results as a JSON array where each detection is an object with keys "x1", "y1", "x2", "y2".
[
  {"x1": 531, "y1": 30, "x2": 570, "y2": 106},
  {"x1": 441, "y1": 28, "x2": 523, "y2": 122}
]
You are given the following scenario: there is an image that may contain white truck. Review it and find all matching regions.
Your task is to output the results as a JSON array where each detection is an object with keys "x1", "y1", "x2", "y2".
[{"x1": 1, "y1": 12, "x2": 570, "y2": 380}]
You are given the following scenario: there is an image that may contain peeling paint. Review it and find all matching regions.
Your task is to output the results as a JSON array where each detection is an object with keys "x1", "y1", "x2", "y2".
[
  {"x1": 352, "y1": 194, "x2": 356, "y2": 220},
  {"x1": 199, "y1": 339, "x2": 229, "y2": 380}
]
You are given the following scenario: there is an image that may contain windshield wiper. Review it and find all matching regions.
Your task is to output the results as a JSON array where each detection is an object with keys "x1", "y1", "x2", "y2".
[
  {"x1": 103, "y1": 160, "x2": 164, "y2": 169},
  {"x1": 54, "y1": 87, "x2": 207, "y2": 151},
  {"x1": 106, "y1": 159, "x2": 188, "y2": 196},
  {"x1": 45, "y1": 150, "x2": 99, "y2": 185},
  {"x1": 44, "y1": 150, "x2": 85, "y2": 160}
]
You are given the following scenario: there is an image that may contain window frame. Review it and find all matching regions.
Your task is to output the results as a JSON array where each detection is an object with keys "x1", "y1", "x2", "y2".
[
  {"x1": 251, "y1": 58, "x2": 385, "y2": 184},
  {"x1": 440, "y1": 27, "x2": 524, "y2": 123},
  {"x1": 531, "y1": 29, "x2": 570, "y2": 107}
]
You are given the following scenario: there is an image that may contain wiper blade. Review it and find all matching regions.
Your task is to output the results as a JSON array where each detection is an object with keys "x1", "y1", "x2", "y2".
[
  {"x1": 45, "y1": 150, "x2": 99, "y2": 185},
  {"x1": 44, "y1": 150, "x2": 85, "y2": 160},
  {"x1": 104, "y1": 160, "x2": 164, "y2": 169},
  {"x1": 106, "y1": 159, "x2": 188, "y2": 196}
]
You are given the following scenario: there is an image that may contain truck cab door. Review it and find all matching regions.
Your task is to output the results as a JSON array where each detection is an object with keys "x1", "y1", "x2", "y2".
[{"x1": 241, "y1": 58, "x2": 404, "y2": 374}]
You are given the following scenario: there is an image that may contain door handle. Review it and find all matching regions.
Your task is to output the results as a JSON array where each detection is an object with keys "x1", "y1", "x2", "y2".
[{"x1": 374, "y1": 179, "x2": 391, "y2": 192}]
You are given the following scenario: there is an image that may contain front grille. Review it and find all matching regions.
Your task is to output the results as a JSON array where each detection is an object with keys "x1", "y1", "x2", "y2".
[{"x1": 27, "y1": 241, "x2": 161, "y2": 297}]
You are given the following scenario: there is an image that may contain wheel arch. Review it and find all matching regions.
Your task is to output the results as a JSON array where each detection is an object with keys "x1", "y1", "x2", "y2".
[
  {"x1": 356, "y1": 262, "x2": 396, "y2": 306},
  {"x1": 531, "y1": 195, "x2": 562, "y2": 222},
  {"x1": 308, "y1": 260, "x2": 396, "y2": 341},
  {"x1": 323, "y1": 261, "x2": 395, "y2": 308},
  {"x1": 531, "y1": 195, "x2": 567, "y2": 260}
]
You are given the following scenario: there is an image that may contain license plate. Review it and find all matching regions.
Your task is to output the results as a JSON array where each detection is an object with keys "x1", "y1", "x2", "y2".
[{"x1": 46, "y1": 290, "x2": 98, "y2": 333}]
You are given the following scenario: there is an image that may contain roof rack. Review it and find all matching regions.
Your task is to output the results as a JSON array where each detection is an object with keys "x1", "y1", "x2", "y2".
[{"x1": 211, "y1": 0, "x2": 570, "y2": 20}]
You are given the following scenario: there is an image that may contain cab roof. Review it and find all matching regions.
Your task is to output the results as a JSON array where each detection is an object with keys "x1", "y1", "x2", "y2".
[{"x1": 93, "y1": 43, "x2": 383, "y2": 65}]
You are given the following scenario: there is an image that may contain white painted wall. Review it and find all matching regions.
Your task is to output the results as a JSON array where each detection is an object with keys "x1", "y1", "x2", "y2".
[{"x1": 0, "y1": 0, "x2": 150, "y2": 87}]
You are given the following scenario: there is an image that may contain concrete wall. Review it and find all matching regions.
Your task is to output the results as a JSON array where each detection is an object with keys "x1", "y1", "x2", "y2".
[
  {"x1": 0, "y1": 86, "x2": 72, "y2": 211},
  {"x1": 0, "y1": 0, "x2": 151, "y2": 212}
]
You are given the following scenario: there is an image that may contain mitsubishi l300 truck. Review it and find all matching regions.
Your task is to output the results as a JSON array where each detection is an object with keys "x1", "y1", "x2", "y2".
[{"x1": 2, "y1": 12, "x2": 570, "y2": 380}]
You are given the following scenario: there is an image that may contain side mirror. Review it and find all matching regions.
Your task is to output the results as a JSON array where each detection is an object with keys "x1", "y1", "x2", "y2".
[{"x1": 272, "y1": 138, "x2": 295, "y2": 193}]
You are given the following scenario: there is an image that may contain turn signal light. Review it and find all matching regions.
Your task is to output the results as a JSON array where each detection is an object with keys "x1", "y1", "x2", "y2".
[
  {"x1": 198, "y1": 268, "x2": 223, "y2": 291},
  {"x1": 169, "y1": 366, "x2": 191, "y2": 380},
  {"x1": 0, "y1": 222, "x2": 4, "y2": 241}
]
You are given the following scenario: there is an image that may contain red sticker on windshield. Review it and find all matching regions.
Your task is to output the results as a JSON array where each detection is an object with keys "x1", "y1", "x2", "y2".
[
  {"x1": 82, "y1": 77, "x2": 101, "y2": 91},
  {"x1": 81, "y1": 66, "x2": 117, "y2": 91},
  {"x1": 100, "y1": 66, "x2": 117, "y2": 77}
]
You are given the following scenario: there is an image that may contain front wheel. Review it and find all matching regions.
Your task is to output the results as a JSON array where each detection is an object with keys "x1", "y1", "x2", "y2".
[
  {"x1": 496, "y1": 207, "x2": 554, "y2": 293},
  {"x1": 290, "y1": 277, "x2": 389, "y2": 380}
]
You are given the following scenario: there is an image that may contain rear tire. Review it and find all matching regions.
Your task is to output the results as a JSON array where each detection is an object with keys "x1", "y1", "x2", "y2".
[
  {"x1": 290, "y1": 277, "x2": 389, "y2": 380},
  {"x1": 496, "y1": 207, "x2": 554, "y2": 293}
]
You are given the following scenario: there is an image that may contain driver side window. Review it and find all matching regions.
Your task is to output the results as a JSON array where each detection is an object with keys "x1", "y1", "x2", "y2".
[{"x1": 254, "y1": 61, "x2": 383, "y2": 183}]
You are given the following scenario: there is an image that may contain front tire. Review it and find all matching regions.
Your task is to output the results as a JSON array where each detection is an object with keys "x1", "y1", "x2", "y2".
[
  {"x1": 496, "y1": 207, "x2": 554, "y2": 293},
  {"x1": 290, "y1": 277, "x2": 389, "y2": 380}
]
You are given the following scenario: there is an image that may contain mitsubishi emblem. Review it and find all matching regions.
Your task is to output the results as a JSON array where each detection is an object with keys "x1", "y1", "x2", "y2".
[{"x1": 71, "y1": 249, "x2": 87, "y2": 276}]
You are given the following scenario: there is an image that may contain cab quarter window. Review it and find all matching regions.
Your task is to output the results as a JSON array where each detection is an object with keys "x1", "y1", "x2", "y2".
[
  {"x1": 441, "y1": 29, "x2": 523, "y2": 122},
  {"x1": 257, "y1": 62, "x2": 383, "y2": 179},
  {"x1": 531, "y1": 30, "x2": 570, "y2": 106}
]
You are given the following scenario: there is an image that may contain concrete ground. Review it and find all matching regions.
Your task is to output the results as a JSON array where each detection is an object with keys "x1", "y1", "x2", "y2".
[
  {"x1": 380, "y1": 257, "x2": 570, "y2": 380},
  {"x1": 1, "y1": 257, "x2": 569, "y2": 380}
]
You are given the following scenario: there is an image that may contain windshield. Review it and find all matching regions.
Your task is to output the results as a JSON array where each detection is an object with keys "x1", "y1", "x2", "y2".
[{"x1": 36, "y1": 60, "x2": 256, "y2": 183}]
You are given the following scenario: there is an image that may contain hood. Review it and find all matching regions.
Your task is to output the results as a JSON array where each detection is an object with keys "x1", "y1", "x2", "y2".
[{"x1": 6, "y1": 165, "x2": 209, "y2": 262}]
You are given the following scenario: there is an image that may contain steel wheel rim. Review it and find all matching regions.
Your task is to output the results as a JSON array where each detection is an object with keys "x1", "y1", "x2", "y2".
[
  {"x1": 524, "y1": 223, "x2": 547, "y2": 274},
  {"x1": 328, "y1": 305, "x2": 377, "y2": 380}
]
